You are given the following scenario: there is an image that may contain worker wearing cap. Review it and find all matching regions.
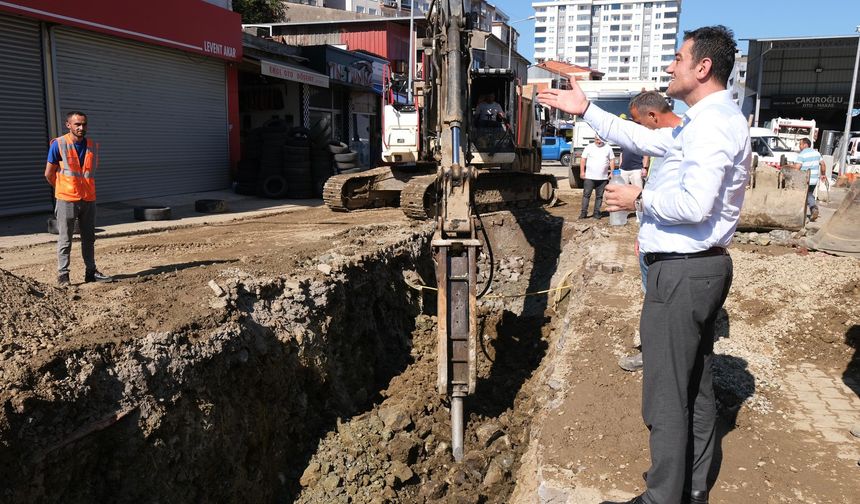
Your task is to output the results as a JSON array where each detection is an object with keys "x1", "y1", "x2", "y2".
[{"x1": 44, "y1": 111, "x2": 112, "y2": 286}]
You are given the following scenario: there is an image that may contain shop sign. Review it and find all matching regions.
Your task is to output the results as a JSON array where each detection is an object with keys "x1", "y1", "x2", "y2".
[
  {"x1": 0, "y1": 0, "x2": 241, "y2": 62},
  {"x1": 771, "y1": 95, "x2": 858, "y2": 110},
  {"x1": 328, "y1": 60, "x2": 374, "y2": 88},
  {"x1": 261, "y1": 60, "x2": 329, "y2": 88}
]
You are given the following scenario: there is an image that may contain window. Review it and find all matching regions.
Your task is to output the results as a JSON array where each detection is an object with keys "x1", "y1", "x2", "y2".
[
  {"x1": 609, "y1": 66, "x2": 618, "y2": 72},
  {"x1": 603, "y1": 15, "x2": 609, "y2": 21},
  {"x1": 634, "y1": 35, "x2": 640, "y2": 41},
  {"x1": 602, "y1": 36, "x2": 608, "y2": 42},
  {"x1": 665, "y1": 11, "x2": 677, "y2": 18},
  {"x1": 662, "y1": 33, "x2": 674, "y2": 40},
  {"x1": 634, "y1": 24, "x2": 641, "y2": 30},
  {"x1": 611, "y1": 3, "x2": 621, "y2": 9},
  {"x1": 622, "y1": 14, "x2": 633, "y2": 20},
  {"x1": 610, "y1": 35, "x2": 619, "y2": 42},
  {"x1": 611, "y1": 14, "x2": 621, "y2": 21},
  {"x1": 576, "y1": 24, "x2": 589, "y2": 30},
  {"x1": 609, "y1": 56, "x2": 619, "y2": 62},
  {"x1": 592, "y1": 36, "x2": 598, "y2": 43},
  {"x1": 536, "y1": 7, "x2": 546, "y2": 12},
  {"x1": 577, "y1": 14, "x2": 589, "y2": 21},
  {"x1": 575, "y1": 45, "x2": 590, "y2": 52},
  {"x1": 568, "y1": 15, "x2": 576, "y2": 22},
  {"x1": 577, "y1": 35, "x2": 589, "y2": 42},
  {"x1": 655, "y1": 23, "x2": 661, "y2": 29},
  {"x1": 655, "y1": 12, "x2": 662, "y2": 19},
  {"x1": 356, "y1": 5, "x2": 364, "y2": 12},
  {"x1": 575, "y1": 57, "x2": 589, "y2": 64},
  {"x1": 580, "y1": 4, "x2": 590, "y2": 9},
  {"x1": 543, "y1": 138, "x2": 557, "y2": 146},
  {"x1": 661, "y1": 54, "x2": 674, "y2": 61},
  {"x1": 369, "y1": 8, "x2": 377, "y2": 14},
  {"x1": 621, "y1": 35, "x2": 631, "y2": 41},
  {"x1": 535, "y1": 26, "x2": 547, "y2": 33},
  {"x1": 535, "y1": 37, "x2": 546, "y2": 43},
  {"x1": 567, "y1": 36, "x2": 575, "y2": 42},
  {"x1": 610, "y1": 25, "x2": 620, "y2": 31},
  {"x1": 620, "y1": 45, "x2": 631, "y2": 52},
  {"x1": 619, "y1": 66, "x2": 629, "y2": 73}
]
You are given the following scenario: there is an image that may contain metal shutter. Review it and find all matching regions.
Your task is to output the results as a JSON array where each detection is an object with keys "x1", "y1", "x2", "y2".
[
  {"x1": 52, "y1": 27, "x2": 229, "y2": 203},
  {"x1": 0, "y1": 14, "x2": 50, "y2": 216}
]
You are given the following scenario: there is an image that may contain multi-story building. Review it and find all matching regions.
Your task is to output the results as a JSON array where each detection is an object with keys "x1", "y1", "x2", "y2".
[{"x1": 531, "y1": 0, "x2": 681, "y2": 88}]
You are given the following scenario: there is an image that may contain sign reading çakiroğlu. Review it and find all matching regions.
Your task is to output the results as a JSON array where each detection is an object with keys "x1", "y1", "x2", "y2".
[
  {"x1": 0, "y1": 0, "x2": 242, "y2": 62},
  {"x1": 771, "y1": 95, "x2": 860, "y2": 110}
]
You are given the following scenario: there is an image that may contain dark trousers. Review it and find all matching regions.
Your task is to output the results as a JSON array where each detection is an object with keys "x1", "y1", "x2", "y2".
[
  {"x1": 806, "y1": 184, "x2": 817, "y2": 212},
  {"x1": 640, "y1": 254, "x2": 733, "y2": 504},
  {"x1": 581, "y1": 178, "x2": 608, "y2": 217},
  {"x1": 55, "y1": 199, "x2": 97, "y2": 275}
]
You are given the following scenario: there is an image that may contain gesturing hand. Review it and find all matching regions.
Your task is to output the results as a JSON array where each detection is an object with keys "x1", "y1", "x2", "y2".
[{"x1": 537, "y1": 88, "x2": 590, "y2": 116}]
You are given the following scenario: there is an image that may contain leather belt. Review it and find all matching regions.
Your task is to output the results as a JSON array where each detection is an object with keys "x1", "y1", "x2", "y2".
[{"x1": 643, "y1": 246, "x2": 727, "y2": 266}]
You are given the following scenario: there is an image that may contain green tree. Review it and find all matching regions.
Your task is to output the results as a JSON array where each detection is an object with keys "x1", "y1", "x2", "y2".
[{"x1": 232, "y1": 0, "x2": 286, "y2": 23}]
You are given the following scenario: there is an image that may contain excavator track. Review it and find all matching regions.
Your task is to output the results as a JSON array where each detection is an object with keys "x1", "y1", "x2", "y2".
[
  {"x1": 322, "y1": 167, "x2": 400, "y2": 212},
  {"x1": 399, "y1": 171, "x2": 558, "y2": 220}
]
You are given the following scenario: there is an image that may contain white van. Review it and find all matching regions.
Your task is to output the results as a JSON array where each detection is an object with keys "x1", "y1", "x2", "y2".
[{"x1": 750, "y1": 127, "x2": 798, "y2": 167}]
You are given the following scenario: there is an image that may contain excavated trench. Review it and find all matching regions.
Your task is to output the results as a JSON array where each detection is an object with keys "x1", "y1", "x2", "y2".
[{"x1": 0, "y1": 210, "x2": 569, "y2": 503}]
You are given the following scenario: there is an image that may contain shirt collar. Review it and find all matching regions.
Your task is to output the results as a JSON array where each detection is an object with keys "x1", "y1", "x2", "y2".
[{"x1": 683, "y1": 89, "x2": 732, "y2": 121}]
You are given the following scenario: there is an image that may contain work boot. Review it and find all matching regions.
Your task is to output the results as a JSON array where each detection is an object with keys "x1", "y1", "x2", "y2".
[
  {"x1": 57, "y1": 273, "x2": 70, "y2": 287},
  {"x1": 810, "y1": 208, "x2": 819, "y2": 222},
  {"x1": 618, "y1": 352, "x2": 643, "y2": 372},
  {"x1": 85, "y1": 270, "x2": 113, "y2": 283}
]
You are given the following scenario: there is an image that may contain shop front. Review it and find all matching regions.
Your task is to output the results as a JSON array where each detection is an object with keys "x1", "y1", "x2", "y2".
[
  {"x1": 301, "y1": 46, "x2": 383, "y2": 168},
  {"x1": 0, "y1": 1, "x2": 241, "y2": 216}
]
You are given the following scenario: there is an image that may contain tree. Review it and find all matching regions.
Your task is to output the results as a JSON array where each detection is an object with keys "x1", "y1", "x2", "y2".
[{"x1": 232, "y1": 0, "x2": 286, "y2": 24}]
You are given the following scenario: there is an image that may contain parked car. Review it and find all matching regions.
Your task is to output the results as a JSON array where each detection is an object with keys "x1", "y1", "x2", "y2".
[{"x1": 541, "y1": 135, "x2": 572, "y2": 166}]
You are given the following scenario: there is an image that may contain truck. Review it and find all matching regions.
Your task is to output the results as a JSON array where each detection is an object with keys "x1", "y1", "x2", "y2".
[
  {"x1": 750, "y1": 127, "x2": 799, "y2": 167},
  {"x1": 564, "y1": 79, "x2": 659, "y2": 188},
  {"x1": 540, "y1": 134, "x2": 573, "y2": 165},
  {"x1": 765, "y1": 117, "x2": 817, "y2": 151}
]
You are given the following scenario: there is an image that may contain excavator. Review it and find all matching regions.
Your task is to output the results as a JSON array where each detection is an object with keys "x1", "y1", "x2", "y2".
[
  {"x1": 322, "y1": 7, "x2": 557, "y2": 220},
  {"x1": 324, "y1": 0, "x2": 557, "y2": 462}
]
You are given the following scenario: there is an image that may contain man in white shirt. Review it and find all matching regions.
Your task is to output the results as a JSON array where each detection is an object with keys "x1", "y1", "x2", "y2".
[
  {"x1": 579, "y1": 135, "x2": 616, "y2": 219},
  {"x1": 539, "y1": 25, "x2": 750, "y2": 504}
]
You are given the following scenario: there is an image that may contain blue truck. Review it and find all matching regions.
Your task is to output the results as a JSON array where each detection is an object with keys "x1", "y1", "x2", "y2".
[{"x1": 540, "y1": 133, "x2": 573, "y2": 166}]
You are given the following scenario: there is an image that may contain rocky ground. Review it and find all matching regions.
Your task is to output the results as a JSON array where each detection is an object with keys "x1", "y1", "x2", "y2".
[{"x1": 0, "y1": 187, "x2": 858, "y2": 503}]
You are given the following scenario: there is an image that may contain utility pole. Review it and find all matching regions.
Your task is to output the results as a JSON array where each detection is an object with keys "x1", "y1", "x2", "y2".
[{"x1": 838, "y1": 28, "x2": 860, "y2": 175}]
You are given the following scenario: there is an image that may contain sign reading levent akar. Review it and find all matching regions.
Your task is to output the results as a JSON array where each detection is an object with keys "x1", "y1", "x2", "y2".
[
  {"x1": 261, "y1": 60, "x2": 329, "y2": 88},
  {"x1": 0, "y1": 0, "x2": 242, "y2": 62}
]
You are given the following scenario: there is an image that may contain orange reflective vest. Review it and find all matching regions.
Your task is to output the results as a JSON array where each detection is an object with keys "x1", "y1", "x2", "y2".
[{"x1": 53, "y1": 133, "x2": 98, "y2": 202}]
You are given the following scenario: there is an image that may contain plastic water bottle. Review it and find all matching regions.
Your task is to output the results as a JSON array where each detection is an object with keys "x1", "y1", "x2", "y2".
[{"x1": 609, "y1": 169, "x2": 627, "y2": 226}]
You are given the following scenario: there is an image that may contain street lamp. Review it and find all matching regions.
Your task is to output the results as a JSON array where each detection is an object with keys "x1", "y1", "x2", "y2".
[
  {"x1": 838, "y1": 25, "x2": 860, "y2": 175},
  {"x1": 508, "y1": 16, "x2": 536, "y2": 70}
]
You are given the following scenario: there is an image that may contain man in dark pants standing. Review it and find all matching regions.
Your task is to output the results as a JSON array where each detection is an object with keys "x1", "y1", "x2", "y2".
[
  {"x1": 539, "y1": 25, "x2": 750, "y2": 504},
  {"x1": 44, "y1": 111, "x2": 112, "y2": 286}
]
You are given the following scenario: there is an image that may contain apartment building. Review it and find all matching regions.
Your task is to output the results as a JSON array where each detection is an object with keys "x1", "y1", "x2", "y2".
[
  {"x1": 531, "y1": 0, "x2": 681, "y2": 88},
  {"x1": 301, "y1": 0, "x2": 505, "y2": 20}
]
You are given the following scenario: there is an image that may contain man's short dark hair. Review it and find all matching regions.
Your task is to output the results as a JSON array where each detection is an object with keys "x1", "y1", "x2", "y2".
[
  {"x1": 683, "y1": 25, "x2": 737, "y2": 87},
  {"x1": 799, "y1": 138, "x2": 811, "y2": 148},
  {"x1": 630, "y1": 91, "x2": 672, "y2": 115},
  {"x1": 66, "y1": 111, "x2": 87, "y2": 120}
]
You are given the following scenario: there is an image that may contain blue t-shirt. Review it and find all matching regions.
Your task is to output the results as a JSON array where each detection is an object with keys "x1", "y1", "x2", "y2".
[
  {"x1": 796, "y1": 147, "x2": 821, "y2": 185},
  {"x1": 47, "y1": 138, "x2": 88, "y2": 166}
]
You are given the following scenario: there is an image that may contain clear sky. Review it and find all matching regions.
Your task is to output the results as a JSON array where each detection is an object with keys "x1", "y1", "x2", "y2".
[{"x1": 504, "y1": 0, "x2": 860, "y2": 66}]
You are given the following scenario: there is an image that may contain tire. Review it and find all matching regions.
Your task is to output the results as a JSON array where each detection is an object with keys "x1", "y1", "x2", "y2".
[
  {"x1": 195, "y1": 199, "x2": 229, "y2": 214},
  {"x1": 560, "y1": 152, "x2": 572, "y2": 166},
  {"x1": 259, "y1": 174, "x2": 288, "y2": 198},
  {"x1": 328, "y1": 141, "x2": 349, "y2": 154},
  {"x1": 334, "y1": 152, "x2": 358, "y2": 163},
  {"x1": 336, "y1": 162, "x2": 358, "y2": 170},
  {"x1": 568, "y1": 164, "x2": 582, "y2": 189},
  {"x1": 133, "y1": 206, "x2": 172, "y2": 221},
  {"x1": 46, "y1": 217, "x2": 80, "y2": 235}
]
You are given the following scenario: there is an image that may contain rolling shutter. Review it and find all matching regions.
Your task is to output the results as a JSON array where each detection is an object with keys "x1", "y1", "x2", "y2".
[
  {"x1": 0, "y1": 14, "x2": 50, "y2": 216},
  {"x1": 52, "y1": 27, "x2": 229, "y2": 203}
]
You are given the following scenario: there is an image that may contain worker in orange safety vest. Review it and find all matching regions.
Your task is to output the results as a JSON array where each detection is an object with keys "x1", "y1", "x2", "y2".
[{"x1": 44, "y1": 111, "x2": 112, "y2": 286}]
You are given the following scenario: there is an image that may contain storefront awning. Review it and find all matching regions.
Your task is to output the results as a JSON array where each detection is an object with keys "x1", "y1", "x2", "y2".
[{"x1": 260, "y1": 59, "x2": 329, "y2": 89}]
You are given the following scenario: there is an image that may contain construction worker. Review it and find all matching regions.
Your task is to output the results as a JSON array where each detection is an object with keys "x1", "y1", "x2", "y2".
[
  {"x1": 790, "y1": 137, "x2": 827, "y2": 221},
  {"x1": 44, "y1": 111, "x2": 112, "y2": 286}
]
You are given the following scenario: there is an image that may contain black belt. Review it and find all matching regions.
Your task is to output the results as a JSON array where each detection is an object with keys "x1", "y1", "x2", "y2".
[{"x1": 643, "y1": 247, "x2": 727, "y2": 266}]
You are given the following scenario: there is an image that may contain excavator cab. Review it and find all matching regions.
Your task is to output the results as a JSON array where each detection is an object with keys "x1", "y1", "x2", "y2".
[{"x1": 469, "y1": 69, "x2": 516, "y2": 165}]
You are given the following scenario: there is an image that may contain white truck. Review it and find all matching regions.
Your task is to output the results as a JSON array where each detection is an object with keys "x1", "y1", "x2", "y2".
[
  {"x1": 566, "y1": 80, "x2": 659, "y2": 188},
  {"x1": 764, "y1": 117, "x2": 817, "y2": 151},
  {"x1": 750, "y1": 127, "x2": 799, "y2": 167}
]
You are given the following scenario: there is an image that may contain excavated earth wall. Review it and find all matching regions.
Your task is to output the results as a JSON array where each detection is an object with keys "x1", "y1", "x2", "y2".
[
  {"x1": 0, "y1": 210, "x2": 571, "y2": 504},
  {"x1": 0, "y1": 225, "x2": 436, "y2": 502}
]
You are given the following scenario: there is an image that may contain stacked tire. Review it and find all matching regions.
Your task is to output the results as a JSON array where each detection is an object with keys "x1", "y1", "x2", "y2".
[
  {"x1": 283, "y1": 127, "x2": 314, "y2": 199},
  {"x1": 330, "y1": 142, "x2": 360, "y2": 173},
  {"x1": 258, "y1": 121, "x2": 289, "y2": 198},
  {"x1": 310, "y1": 149, "x2": 333, "y2": 197}
]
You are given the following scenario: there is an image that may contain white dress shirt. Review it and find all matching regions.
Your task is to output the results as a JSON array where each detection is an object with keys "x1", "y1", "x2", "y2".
[{"x1": 583, "y1": 90, "x2": 751, "y2": 254}]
